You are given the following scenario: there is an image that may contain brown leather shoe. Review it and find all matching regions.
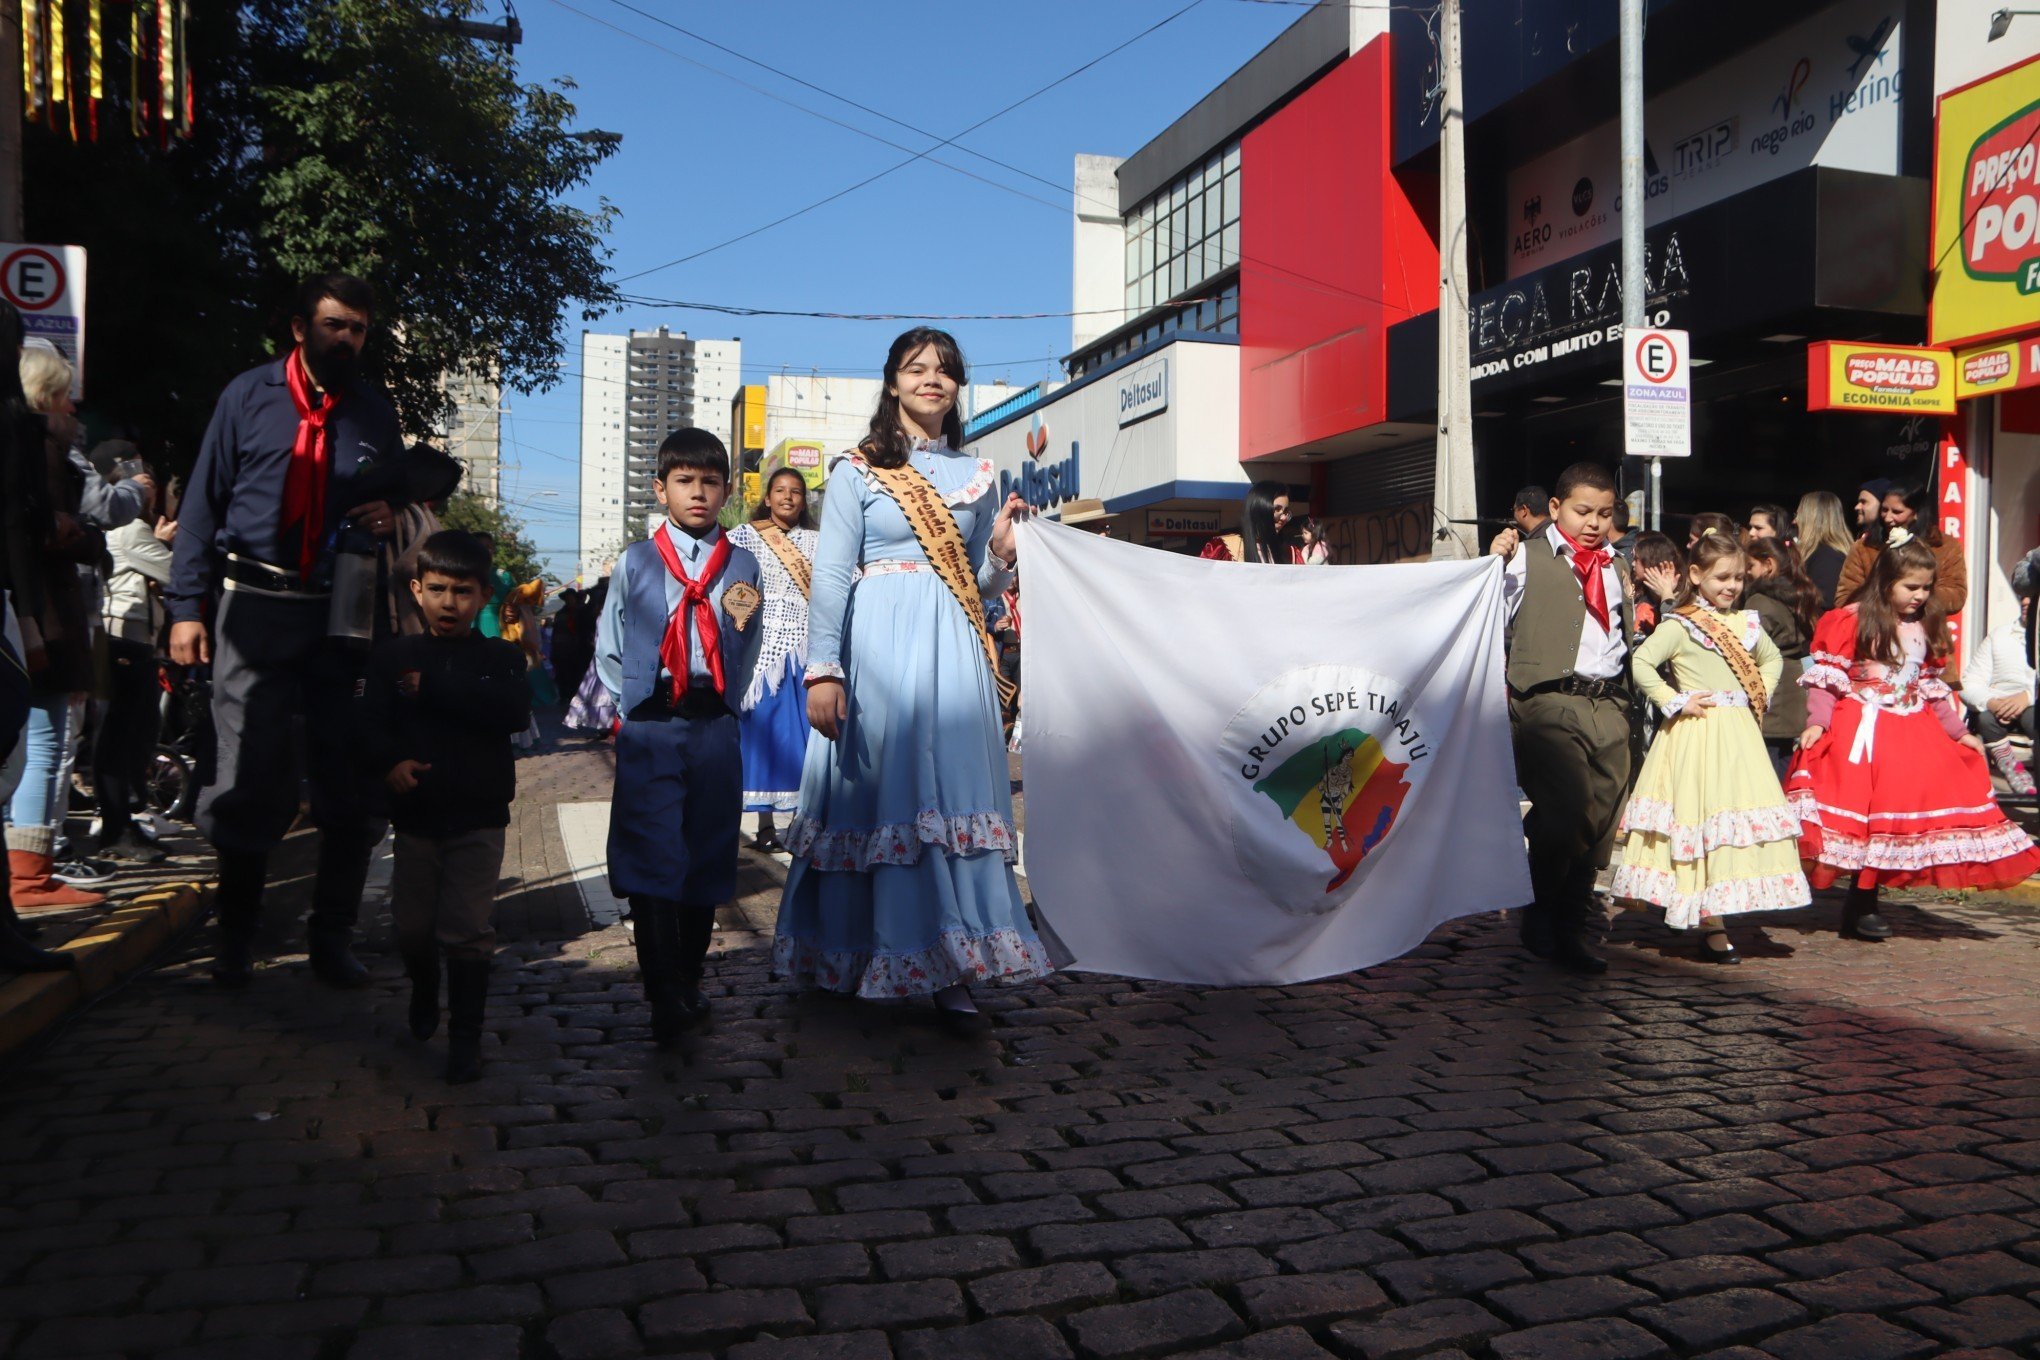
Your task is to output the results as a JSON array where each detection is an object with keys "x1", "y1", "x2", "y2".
[{"x1": 8, "y1": 850, "x2": 106, "y2": 910}]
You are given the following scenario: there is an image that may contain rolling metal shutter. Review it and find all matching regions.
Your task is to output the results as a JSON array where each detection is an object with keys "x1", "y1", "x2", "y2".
[{"x1": 1324, "y1": 443, "x2": 1436, "y2": 516}]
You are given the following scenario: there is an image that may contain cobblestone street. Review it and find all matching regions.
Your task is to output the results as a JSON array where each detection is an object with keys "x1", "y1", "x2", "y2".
[{"x1": 5, "y1": 728, "x2": 2040, "y2": 1359}]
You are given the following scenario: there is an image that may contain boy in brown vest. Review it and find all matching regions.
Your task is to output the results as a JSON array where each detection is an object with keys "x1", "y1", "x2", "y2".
[{"x1": 1490, "y1": 462, "x2": 1634, "y2": 974}]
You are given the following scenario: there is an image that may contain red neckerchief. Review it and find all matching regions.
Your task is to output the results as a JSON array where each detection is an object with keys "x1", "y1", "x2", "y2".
[
  {"x1": 282, "y1": 349, "x2": 338, "y2": 577},
  {"x1": 651, "y1": 524, "x2": 733, "y2": 702},
  {"x1": 1551, "y1": 525, "x2": 1612, "y2": 633}
]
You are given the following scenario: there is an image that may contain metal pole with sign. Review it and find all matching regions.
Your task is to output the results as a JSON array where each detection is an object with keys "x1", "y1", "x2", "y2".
[
  {"x1": 1619, "y1": 0, "x2": 1649, "y2": 523},
  {"x1": 1, "y1": 243, "x2": 88, "y2": 398},
  {"x1": 1624, "y1": 329, "x2": 1692, "y2": 477}
]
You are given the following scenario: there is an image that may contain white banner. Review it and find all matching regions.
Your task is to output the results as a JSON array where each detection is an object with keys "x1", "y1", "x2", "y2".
[{"x1": 1016, "y1": 521, "x2": 1531, "y2": 985}]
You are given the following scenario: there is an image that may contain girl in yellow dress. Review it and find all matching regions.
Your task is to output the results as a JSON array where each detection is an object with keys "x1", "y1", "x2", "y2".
[{"x1": 1610, "y1": 532, "x2": 1811, "y2": 961}]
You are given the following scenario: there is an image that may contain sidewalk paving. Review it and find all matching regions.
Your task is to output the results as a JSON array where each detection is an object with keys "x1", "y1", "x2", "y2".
[{"x1": 2, "y1": 718, "x2": 2040, "y2": 1358}]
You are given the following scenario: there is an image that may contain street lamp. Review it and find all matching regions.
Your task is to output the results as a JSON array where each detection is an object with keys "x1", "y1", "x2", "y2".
[
  {"x1": 1990, "y1": 9, "x2": 2040, "y2": 40},
  {"x1": 421, "y1": 2, "x2": 522, "y2": 47}
]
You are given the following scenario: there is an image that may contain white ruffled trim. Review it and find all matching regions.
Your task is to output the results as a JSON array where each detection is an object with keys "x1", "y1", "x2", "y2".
[
  {"x1": 845, "y1": 450, "x2": 998, "y2": 507},
  {"x1": 1672, "y1": 610, "x2": 1763, "y2": 655},
  {"x1": 785, "y1": 808, "x2": 1018, "y2": 871},
  {"x1": 1619, "y1": 797, "x2": 1803, "y2": 862},
  {"x1": 1787, "y1": 788, "x2": 2038, "y2": 868},
  {"x1": 774, "y1": 926, "x2": 1053, "y2": 998},
  {"x1": 805, "y1": 662, "x2": 846, "y2": 683},
  {"x1": 1800, "y1": 660, "x2": 1852, "y2": 692},
  {"x1": 946, "y1": 458, "x2": 998, "y2": 507},
  {"x1": 1657, "y1": 690, "x2": 1751, "y2": 719},
  {"x1": 745, "y1": 790, "x2": 801, "y2": 814},
  {"x1": 1608, "y1": 865, "x2": 1811, "y2": 928}
]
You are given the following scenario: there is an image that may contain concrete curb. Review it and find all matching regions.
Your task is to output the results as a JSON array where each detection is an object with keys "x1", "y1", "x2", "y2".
[{"x1": 0, "y1": 881, "x2": 212, "y2": 1062}]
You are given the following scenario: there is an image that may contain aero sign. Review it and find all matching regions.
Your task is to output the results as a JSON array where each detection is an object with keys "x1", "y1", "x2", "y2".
[
  {"x1": 1932, "y1": 53, "x2": 2040, "y2": 346},
  {"x1": 1, "y1": 243, "x2": 87, "y2": 398},
  {"x1": 1623, "y1": 328, "x2": 1691, "y2": 458}
]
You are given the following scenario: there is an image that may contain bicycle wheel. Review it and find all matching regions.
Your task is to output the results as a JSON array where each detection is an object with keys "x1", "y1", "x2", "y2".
[{"x1": 147, "y1": 748, "x2": 194, "y2": 820}]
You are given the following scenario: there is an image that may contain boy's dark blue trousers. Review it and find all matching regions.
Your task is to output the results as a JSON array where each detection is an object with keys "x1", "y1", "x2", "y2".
[{"x1": 608, "y1": 692, "x2": 743, "y2": 905}]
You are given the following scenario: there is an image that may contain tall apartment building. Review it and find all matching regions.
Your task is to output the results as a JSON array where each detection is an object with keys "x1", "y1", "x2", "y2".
[
  {"x1": 576, "y1": 327, "x2": 742, "y2": 576},
  {"x1": 436, "y1": 369, "x2": 502, "y2": 506}
]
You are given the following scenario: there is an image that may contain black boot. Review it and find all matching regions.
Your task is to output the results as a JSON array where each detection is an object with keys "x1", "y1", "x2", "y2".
[
  {"x1": 0, "y1": 869, "x2": 69, "y2": 972},
  {"x1": 631, "y1": 897, "x2": 685, "y2": 1047},
  {"x1": 753, "y1": 814, "x2": 780, "y2": 852},
  {"x1": 677, "y1": 905, "x2": 716, "y2": 1029},
  {"x1": 1551, "y1": 867, "x2": 1608, "y2": 975},
  {"x1": 443, "y1": 956, "x2": 489, "y2": 1084},
  {"x1": 306, "y1": 829, "x2": 374, "y2": 989},
  {"x1": 403, "y1": 943, "x2": 441, "y2": 1041},
  {"x1": 211, "y1": 851, "x2": 265, "y2": 989},
  {"x1": 1841, "y1": 884, "x2": 1891, "y2": 940}
]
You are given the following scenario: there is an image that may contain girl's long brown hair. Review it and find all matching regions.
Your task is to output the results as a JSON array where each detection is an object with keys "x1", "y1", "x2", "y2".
[
  {"x1": 1745, "y1": 538, "x2": 1819, "y2": 636},
  {"x1": 861, "y1": 328, "x2": 968, "y2": 469},
  {"x1": 750, "y1": 467, "x2": 816, "y2": 528},
  {"x1": 1855, "y1": 537, "x2": 1949, "y2": 663},
  {"x1": 1673, "y1": 530, "x2": 1746, "y2": 610}
]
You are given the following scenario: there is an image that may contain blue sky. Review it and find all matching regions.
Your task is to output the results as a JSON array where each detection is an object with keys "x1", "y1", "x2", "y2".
[{"x1": 498, "y1": 0, "x2": 1299, "y2": 571}]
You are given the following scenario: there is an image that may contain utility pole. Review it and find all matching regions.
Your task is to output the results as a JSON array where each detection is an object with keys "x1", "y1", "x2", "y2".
[
  {"x1": 2, "y1": 0, "x2": 25, "y2": 239},
  {"x1": 1619, "y1": 0, "x2": 1654, "y2": 527},
  {"x1": 1431, "y1": 0, "x2": 1477, "y2": 560}
]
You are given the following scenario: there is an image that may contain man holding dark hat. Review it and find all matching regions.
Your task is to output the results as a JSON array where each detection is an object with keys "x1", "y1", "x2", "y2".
[{"x1": 168, "y1": 273, "x2": 408, "y2": 989}]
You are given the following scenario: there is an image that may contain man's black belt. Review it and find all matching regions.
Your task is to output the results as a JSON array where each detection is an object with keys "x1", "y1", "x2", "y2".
[
  {"x1": 223, "y1": 553, "x2": 324, "y2": 596},
  {"x1": 1514, "y1": 676, "x2": 1627, "y2": 701}
]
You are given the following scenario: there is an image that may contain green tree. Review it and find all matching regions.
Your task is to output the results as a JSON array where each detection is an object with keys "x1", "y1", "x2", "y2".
[
  {"x1": 439, "y1": 490, "x2": 549, "y2": 587},
  {"x1": 24, "y1": 0, "x2": 617, "y2": 460}
]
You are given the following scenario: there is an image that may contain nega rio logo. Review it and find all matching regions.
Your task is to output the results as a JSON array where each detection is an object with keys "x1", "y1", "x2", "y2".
[
  {"x1": 1962, "y1": 96, "x2": 2040, "y2": 293},
  {"x1": 1220, "y1": 666, "x2": 1433, "y2": 916}
]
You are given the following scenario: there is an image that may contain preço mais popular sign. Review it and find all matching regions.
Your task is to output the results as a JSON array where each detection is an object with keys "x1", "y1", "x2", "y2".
[
  {"x1": 1932, "y1": 53, "x2": 2040, "y2": 347},
  {"x1": 1806, "y1": 341, "x2": 1956, "y2": 414}
]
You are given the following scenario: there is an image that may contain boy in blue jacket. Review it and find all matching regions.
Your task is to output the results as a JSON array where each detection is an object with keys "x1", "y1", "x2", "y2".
[{"x1": 596, "y1": 429, "x2": 761, "y2": 1045}]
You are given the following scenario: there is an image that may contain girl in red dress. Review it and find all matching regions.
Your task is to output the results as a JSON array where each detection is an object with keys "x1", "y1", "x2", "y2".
[{"x1": 1787, "y1": 533, "x2": 2040, "y2": 940}]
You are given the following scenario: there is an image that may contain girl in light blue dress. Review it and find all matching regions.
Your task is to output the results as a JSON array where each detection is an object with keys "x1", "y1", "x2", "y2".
[{"x1": 775, "y1": 328, "x2": 1053, "y2": 1031}]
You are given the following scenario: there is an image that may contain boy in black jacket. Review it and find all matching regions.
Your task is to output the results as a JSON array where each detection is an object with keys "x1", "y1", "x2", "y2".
[{"x1": 361, "y1": 531, "x2": 531, "y2": 1082}]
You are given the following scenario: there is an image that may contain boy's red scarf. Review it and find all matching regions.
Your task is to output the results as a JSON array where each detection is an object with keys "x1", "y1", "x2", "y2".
[
  {"x1": 1552, "y1": 525, "x2": 1611, "y2": 632},
  {"x1": 652, "y1": 525, "x2": 732, "y2": 702},
  {"x1": 282, "y1": 349, "x2": 338, "y2": 577}
]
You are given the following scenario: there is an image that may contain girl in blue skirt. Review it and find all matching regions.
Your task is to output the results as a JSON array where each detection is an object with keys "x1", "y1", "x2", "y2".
[{"x1": 728, "y1": 469, "x2": 819, "y2": 849}]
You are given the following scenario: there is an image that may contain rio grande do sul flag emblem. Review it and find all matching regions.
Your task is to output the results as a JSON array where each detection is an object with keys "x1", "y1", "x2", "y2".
[{"x1": 1221, "y1": 666, "x2": 1432, "y2": 915}]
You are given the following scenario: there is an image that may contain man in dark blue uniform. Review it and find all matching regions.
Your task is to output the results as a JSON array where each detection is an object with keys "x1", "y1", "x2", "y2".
[{"x1": 168, "y1": 273, "x2": 408, "y2": 989}]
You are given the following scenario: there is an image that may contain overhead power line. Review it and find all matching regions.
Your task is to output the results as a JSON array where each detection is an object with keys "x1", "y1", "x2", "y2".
[{"x1": 609, "y1": 0, "x2": 1209, "y2": 283}]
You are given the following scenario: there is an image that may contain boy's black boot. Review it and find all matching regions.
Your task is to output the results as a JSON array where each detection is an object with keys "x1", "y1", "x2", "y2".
[
  {"x1": 404, "y1": 942, "x2": 442, "y2": 1041},
  {"x1": 211, "y1": 852, "x2": 266, "y2": 989},
  {"x1": 1840, "y1": 884, "x2": 1891, "y2": 940},
  {"x1": 630, "y1": 899, "x2": 686, "y2": 1047},
  {"x1": 677, "y1": 906, "x2": 716, "y2": 1030},
  {"x1": 443, "y1": 956, "x2": 489, "y2": 1084}
]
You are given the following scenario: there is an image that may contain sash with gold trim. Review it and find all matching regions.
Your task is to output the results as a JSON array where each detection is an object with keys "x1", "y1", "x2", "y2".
[
  {"x1": 857, "y1": 457, "x2": 1020, "y2": 728},
  {"x1": 758, "y1": 523, "x2": 813, "y2": 599},
  {"x1": 1675, "y1": 605, "x2": 1769, "y2": 720}
]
